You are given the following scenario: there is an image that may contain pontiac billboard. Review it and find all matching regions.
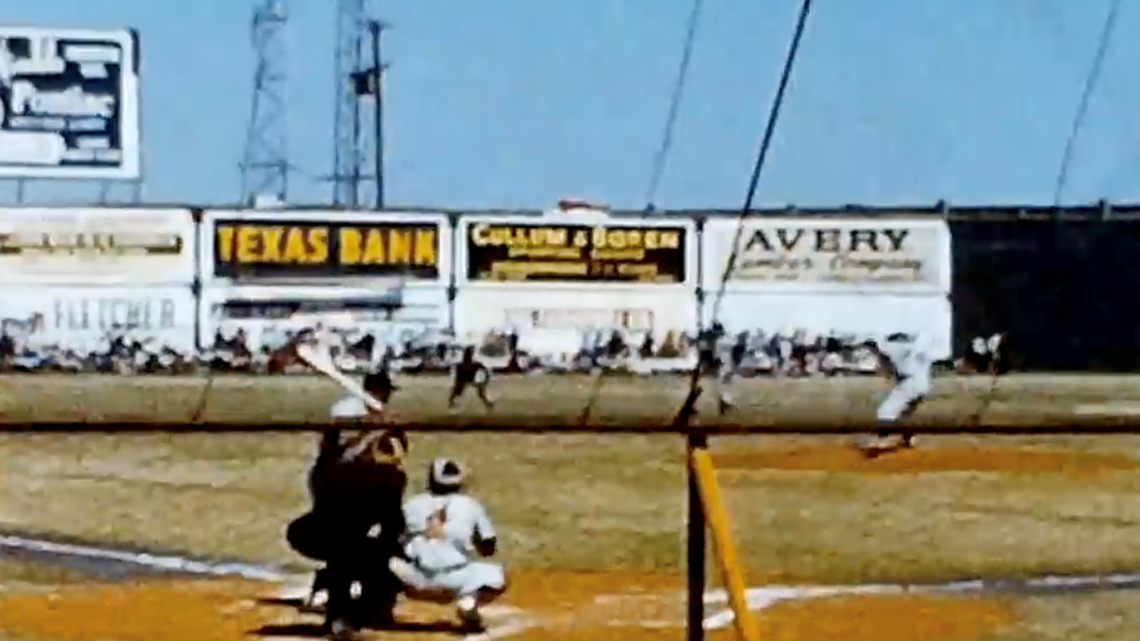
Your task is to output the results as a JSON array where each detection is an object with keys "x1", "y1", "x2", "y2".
[{"x1": 0, "y1": 27, "x2": 140, "y2": 179}]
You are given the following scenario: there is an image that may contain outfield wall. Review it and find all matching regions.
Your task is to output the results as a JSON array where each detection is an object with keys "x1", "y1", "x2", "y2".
[
  {"x1": 949, "y1": 206, "x2": 1140, "y2": 372},
  {"x1": 2, "y1": 200, "x2": 1129, "y2": 368}
]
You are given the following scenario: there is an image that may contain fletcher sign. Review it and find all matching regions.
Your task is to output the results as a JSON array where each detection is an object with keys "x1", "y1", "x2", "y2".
[{"x1": 727, "y1": 221, "x2": 946, "y2": 287}]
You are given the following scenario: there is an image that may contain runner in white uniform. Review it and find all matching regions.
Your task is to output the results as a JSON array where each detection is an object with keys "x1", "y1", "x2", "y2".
[
  {"x1": 859, "y1": 332, "x2": 932, "y2": 454},
  {"x1": 389, "y1": 458, "x2": 506, "y2": 633}
]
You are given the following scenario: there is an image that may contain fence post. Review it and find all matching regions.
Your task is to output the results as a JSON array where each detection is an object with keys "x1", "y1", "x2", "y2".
[
  {"x1": 447, "y1": 211, "x2": 460, "y2": 334},
  {"x1": 687, "y1": 428, "x2": 707, "y2": 641},
  {"x1": 689, "y1": 435, "x2": 761, "y2": 641},
  {"x1": 190, "y1": 207, "x2": 205, "y2": 353},
  {"x1": 694, "y1": 212, "x2": 705, "y2": 332}
]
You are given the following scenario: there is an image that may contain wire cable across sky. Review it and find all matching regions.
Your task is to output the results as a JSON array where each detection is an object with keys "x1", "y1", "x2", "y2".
[
  {"x1": 1053, "y1": 0, "x2": 1124, "y2": 206},
  {"x1": 577, "y1": 0, "x2": 707, "y2": 426},
  {"x1": 672, "y1": 0, "x2": 815, "y2": 426},
  {"x1": 643, "y1": 0, "x2": 705, "y2": 212}
]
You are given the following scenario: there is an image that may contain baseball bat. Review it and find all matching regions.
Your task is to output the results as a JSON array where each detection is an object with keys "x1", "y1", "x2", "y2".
[{"x1": 297, "y1": 343, "x2": 386, "y2": 413}]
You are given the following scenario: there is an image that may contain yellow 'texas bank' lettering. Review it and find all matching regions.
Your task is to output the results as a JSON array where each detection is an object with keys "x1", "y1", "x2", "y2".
[
  {"x1": 215, "y1": 224, "x2": 437, "y2": 267},
  {"x1": 338, "y1": 226, "x2": 437, "y2": 266},
  {"x1": 216, "y1": 225, "x2": 329, "y2": 264}
]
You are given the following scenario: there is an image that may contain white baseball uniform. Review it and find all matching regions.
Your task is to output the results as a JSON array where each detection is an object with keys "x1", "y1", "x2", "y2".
[
  {"x1": 876, "y1": 335, "x2": 932, "y2": 422},
  {"x1": 390, "y1": 492, "x2": 506, "y2": 605}
]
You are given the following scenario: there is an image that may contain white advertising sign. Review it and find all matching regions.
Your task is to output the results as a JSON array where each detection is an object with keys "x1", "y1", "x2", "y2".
[
  {"x1": 0, "y1": 285, "x2": 196, "y2": 353},
  {"x1": 703, "y1": 217, "x2": 952, "y2": 293},
  {"x1": 199, "y1": 284, "x2": 449, "y2": 355},
  {"x1": 0, "y1": 207, "x2": 195, "y2": 284},
  {"x1": 0, "y1": 27, "x2": 140, "y2": 179},
  {"x1": 454, "y1": 287, "x2": 699, "y2": 360},
  {"x1": 704, "y1": 293, "x2": 953, "y2": 361}
]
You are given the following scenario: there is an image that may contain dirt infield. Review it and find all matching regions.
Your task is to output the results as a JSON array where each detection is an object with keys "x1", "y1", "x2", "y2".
[
  {"x1": 712, "y1": 443, "x2": 1140, "y2": 475},
  {"x1": 0, "y1": 573, "x2": 1016, "y2": 641},
  {"x1": 6, "y1": 429, "x2": 1140, "y2": 586},
  {"x1": 3, "y1": 374, "x2": 1140, "y2": 640}
]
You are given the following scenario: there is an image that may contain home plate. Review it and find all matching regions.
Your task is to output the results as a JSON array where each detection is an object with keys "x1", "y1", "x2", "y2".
[
  {"x1": 1073, "y1": 402, "x2": 1140, "y2": 416},
  {"x1": 276, "y1": 580, "x2": 312, "y2": 602}
]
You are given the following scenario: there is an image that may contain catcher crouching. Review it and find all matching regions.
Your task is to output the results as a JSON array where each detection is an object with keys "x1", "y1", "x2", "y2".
[{"x1": 391, "y1": 457, "x2": 506, "y2": 633}]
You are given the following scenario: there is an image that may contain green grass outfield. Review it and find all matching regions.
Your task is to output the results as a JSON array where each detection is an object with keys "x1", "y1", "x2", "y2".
[
  {"x1": 0, "y1": 371, "x2": 1136, "y2": 427},
  {"x1": 3, "y1": 373, "x2": 1140, "y2": 639}
]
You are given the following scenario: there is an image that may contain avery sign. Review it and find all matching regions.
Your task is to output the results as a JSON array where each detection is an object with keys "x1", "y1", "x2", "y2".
[
  {"x1": 210, "y1": 216, "x2": 442, "y2": 281},
  {"x1": 704, "y1": 217, "x2": 951, "y2": 292},
  {"x1": 0, "y1": 27, "x2": 140, "y2": 179},
  {"x1": 0, "y1": 207, "x2": 194, "y2": 284},
  {"x1": 461, "y1": 217, "x2": 691, "y2": 284}
]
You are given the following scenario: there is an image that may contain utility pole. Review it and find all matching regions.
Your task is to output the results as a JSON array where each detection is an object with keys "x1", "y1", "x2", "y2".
[
  {"x1": 331, "y1": 0, "x2": 365, "y2": 208},
  {"x1": 346, "y1": 17, "x2": 388, "y2": 209},
  {"x1": 240, "y1": 0, "x2": 290, "y2": 204},
  {"x1": 329, "y1": 1, "x2": 389, "y2": 209},
  {"x1": 370, "y1": 20, "x2": 385, "y2": 209}
]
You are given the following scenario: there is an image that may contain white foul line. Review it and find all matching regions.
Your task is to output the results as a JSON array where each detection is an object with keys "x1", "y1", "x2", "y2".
[
  {"x1": 0, "y1": 533, "x2": 287, "y2": 582},
  {"x1": 7, "y1": 532, "x2": 1140, "y2": 636}
]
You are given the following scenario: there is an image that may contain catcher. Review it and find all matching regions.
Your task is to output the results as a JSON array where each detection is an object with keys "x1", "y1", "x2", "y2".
[
  {"x1": 286, "y1": 370, "x2": 409, "y2": 639},
  {"x1": 390, "y1": 457, "x2": 506, "y2": 633}
]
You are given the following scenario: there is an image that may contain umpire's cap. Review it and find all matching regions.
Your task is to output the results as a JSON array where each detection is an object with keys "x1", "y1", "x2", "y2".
[{"x1": 429, "y1": 457, "x2": 466, "y2": 489}]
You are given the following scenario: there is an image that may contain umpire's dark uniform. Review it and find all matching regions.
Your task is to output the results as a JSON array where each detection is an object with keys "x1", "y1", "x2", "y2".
[
  {"x1": 287, "y1": 365, "x2": 409, "y2": 637},
  {"x1": 287, "y1": 429, "x2": 408, "y2": 635}
]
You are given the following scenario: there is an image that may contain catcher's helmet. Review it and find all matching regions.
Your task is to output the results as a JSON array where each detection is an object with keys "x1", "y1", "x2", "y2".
[{"x1": 429, "y1": 457, "x2": 466, "y2": 491}]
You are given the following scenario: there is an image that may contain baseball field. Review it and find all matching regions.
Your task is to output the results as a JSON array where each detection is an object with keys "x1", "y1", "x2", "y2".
[{"x1": 1, "y1": 373, "x2": 1140, "y2": 641}]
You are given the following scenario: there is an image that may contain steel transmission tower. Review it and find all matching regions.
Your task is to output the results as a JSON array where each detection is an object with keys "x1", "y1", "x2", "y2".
[
  {"x1": 331, "y1": 0, "x2": 368, "y2": 207},
  {"x1": 240, "y1": 0, "x2": 290, "y2": 204}
]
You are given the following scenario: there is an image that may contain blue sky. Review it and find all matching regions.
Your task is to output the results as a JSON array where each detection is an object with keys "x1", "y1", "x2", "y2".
[{"x1": 4, "y1": 0, "x2": 1138, "y2": 210}]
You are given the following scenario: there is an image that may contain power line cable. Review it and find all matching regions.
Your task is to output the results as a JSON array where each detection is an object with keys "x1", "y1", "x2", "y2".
[
  {"x1": 644, "y1": 0, "x2": 706, "y2": 212},
  {"x1": 673, "y1": 0, "x2": 815, "y2": 426},
  {"x1": 1016, "y1": 0, "x2": 1140, "y2": 195},
  {"x1": 577, "y1": 0, "x2": 706, "y2": 425},
  {"x1": 1053, "y1": 0, "x2": 1123, "y2": 205}
]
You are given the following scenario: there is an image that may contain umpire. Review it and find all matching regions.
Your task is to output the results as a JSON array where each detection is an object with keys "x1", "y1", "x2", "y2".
[{"x1": 286, "y1": 370, "x2": 409, "y2": 639}]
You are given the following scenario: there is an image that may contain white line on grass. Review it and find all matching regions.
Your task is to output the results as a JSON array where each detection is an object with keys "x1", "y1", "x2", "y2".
[
  {"x1": 8, "y1": 532, "x2": 1140, "y2": 636},
  {"x1": 0, "y1": 534, "x2": 287, "y2": 581}
]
